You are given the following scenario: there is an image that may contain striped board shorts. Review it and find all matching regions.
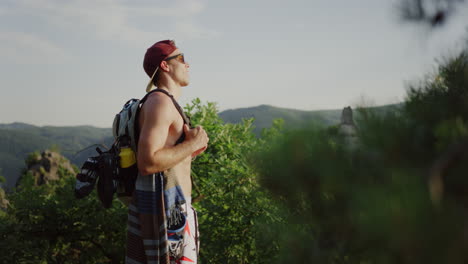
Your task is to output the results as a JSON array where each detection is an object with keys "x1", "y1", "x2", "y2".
[
  {"x1": 126, "y1": 182, "x2": 199, "y2": 264},
  {"x1": 168, "y1": 202, "x2": 199, "y2": 264}
]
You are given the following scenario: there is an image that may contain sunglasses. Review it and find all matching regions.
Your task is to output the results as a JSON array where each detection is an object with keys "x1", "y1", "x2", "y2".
[{"x1": 164, "y1": 53, "x2": 185, "y2": 64}]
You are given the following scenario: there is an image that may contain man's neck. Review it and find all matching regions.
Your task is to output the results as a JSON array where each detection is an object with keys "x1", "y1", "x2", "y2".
[{"x1": 157, "y1": 83, "x2": 181, "y2": 100}]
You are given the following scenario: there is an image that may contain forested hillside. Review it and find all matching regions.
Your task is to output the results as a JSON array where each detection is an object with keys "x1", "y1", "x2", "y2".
[
  {"x1": 220, "y1": 104, "x2": 401, "y2": 134},
  {"x1": 0, "y1": 125, "x2": 112, "y2": 189},
  {"x1": 0, "y1": 105, "x2": 346, "y2": 189}
]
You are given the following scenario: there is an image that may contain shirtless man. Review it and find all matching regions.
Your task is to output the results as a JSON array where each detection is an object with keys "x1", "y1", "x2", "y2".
[{"x1": 126, "y1": 40, "x2": 208, "y2": 264}]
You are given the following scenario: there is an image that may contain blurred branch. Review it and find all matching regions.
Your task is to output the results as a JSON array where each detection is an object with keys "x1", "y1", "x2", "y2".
[
  {"x1": 398, "y1": 0, "x2": 465, "y2": 26},
  {"x1": 399, "y1": 0, "x2": 425, "y2": 21}
]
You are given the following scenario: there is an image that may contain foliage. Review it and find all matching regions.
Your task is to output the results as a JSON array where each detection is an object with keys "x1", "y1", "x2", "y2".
[
  {"x1": 0, "y1": 159, "x2": 127, "y2": 263},
  {"x1": 0, "y1": 99, "x2": 286, "y2": 264},
  {"x1": 253, "y1": 51, "x2": 468, "y2": 263},
  {"x1": 25, "y1": 151, "x2": 41, "y2": 166},
  {"x1": 186, "y1": 98, "x2": 284, "y2": 264}
]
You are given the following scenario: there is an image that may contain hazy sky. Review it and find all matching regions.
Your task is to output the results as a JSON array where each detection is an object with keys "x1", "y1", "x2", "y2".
[{"x1": 0, "y1": 0, "x2": 467, "y2": 127}]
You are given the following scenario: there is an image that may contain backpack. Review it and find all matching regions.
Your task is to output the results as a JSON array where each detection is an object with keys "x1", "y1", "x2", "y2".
[{"x1": 74, "y1": 89, "x2": 191, "y2": 208}]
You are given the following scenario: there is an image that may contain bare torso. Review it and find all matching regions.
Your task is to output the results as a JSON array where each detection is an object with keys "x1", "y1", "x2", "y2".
[{"x1": 138, "y1": 92, "x2": 193, "y2": 197}]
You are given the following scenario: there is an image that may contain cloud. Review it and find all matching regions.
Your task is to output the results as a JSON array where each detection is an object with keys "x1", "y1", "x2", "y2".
[
  {"x1": 175, "y1": 20, "x2": 220, "y2": 39},
  {"x1": 2, "y1": 0, "x2": 217, "y2": 47},
  {"x1": 126, "y1": 0, "x2": 206, "y2": 17},
  {"x1": 0, "y1": 31, "x2": 70, "y2": 64},
  {"x1": 0, "y1": 0, "x2": 218, "y2": 65}
]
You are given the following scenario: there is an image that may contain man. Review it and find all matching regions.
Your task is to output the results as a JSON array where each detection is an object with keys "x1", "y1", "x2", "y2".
[{"x1": 126, "y1": 40, "x2": 209, "y2": 264}]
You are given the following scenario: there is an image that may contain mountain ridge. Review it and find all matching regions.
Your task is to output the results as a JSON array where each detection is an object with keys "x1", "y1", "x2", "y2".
[{"x1": 0, "y1": 103, "x2": 400, "y2": 189}]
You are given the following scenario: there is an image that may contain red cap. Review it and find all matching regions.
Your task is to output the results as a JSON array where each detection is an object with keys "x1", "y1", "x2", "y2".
[{"x1": 143, "y1": 40, "x2": 178, "y2": 92}]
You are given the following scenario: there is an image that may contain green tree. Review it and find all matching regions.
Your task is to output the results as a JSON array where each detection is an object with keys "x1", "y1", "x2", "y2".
[
  {"x1": 0, "y1": 155, "x2": 127, "y2": 263},
  {"x1": 186, "y1": 99, "x2": 283, "y2": 264}
]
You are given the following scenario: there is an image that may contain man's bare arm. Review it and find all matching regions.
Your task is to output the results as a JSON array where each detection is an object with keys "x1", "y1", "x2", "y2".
[{"x1": 137, "y1": 94, "x2": 208, "y2": 175}]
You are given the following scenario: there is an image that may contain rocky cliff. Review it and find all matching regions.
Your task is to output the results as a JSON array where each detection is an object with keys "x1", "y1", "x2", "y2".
[{"x1": 17, "y1": 150, "x2": 76, "y2": 187}]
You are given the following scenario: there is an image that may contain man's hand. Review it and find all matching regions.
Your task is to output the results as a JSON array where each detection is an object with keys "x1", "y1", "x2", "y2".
[{"x1": 184, "y1": 124, "x2": 209, "y2": 157}]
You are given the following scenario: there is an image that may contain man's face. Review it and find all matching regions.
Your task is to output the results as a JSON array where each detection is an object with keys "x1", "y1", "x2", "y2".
[{"x1": 166, "y1": 49, "x2": 190, "y2": 87}]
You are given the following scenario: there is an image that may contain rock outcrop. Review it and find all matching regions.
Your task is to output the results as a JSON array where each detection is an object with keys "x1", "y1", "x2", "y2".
[
  {"x1": 17, "y1": 150, "x2": 76, "y2": 187},
  {"x1": 338, "y1": 106, "x2": 359, "y2": 149}
]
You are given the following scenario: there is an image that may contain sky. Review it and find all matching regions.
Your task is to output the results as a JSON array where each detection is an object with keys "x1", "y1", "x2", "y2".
[{"x1": 0, "y1": 0, "x2": 467, "y2": 128}]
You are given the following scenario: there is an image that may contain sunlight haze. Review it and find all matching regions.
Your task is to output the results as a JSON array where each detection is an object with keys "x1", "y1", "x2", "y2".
[{"x1": 0, "y1": 0, "x2": 467, "y2": 127}]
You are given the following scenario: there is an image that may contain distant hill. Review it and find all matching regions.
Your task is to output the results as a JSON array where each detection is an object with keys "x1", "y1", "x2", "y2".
[
  {"x1": 220, "y1": 104, "x2": 343, "y2": 135},
  {"x1": 0, "y1": 103, "x2": 401, "y2": 189},
  {"x1": 0, "y1": 125, "x2": 113, "y2": 189},
  {"x1": 219, "y1": 103, "x2": 402, "y2": 134},
  {"x1": 0, "y1": 122, "x2": 38, "y2": 130}
]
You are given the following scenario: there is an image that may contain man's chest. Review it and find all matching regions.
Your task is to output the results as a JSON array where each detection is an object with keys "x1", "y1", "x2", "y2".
[{"x1": 166, "y1": 115, "x2": 185, "y2": 146}]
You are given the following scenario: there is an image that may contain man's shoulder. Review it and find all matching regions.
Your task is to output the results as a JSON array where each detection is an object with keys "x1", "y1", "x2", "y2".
[
  {"x1": 141, "y1": 91, "x2": 177, "y2": 117},
  {"x1": 144, "y1": 91, "x2": 173, "y2": 108}
]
